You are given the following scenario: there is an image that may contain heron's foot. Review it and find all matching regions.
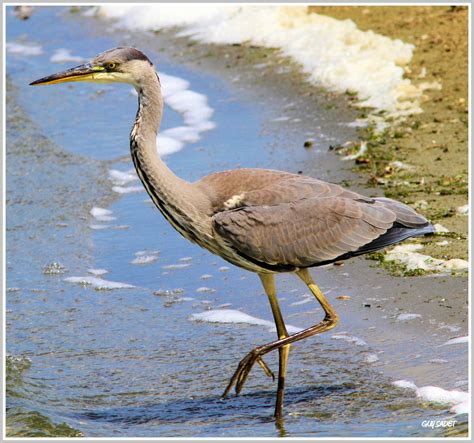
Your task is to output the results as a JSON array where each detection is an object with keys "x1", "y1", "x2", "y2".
[
  {"x1": 222, "y1": 349, "x2": 271, "y2": 398},
  {"x1": 256, "y1": 356, "x2": 274, "y2": 380}
]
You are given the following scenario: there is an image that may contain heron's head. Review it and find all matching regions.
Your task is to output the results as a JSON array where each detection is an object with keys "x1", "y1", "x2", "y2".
[{"x1": 30, "y1": 47, "x2": 155, "y2": 88}]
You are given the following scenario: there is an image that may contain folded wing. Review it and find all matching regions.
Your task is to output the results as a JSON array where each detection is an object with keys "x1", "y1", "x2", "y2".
[{"x1": 213, "y1": 196, "x2": 402, "y2": 268}]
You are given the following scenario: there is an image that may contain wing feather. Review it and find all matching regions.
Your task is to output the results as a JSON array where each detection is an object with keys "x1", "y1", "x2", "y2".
[
  {"x1": 198, "y1": 168, "x2": 432, "y2": 269},
  {"x1": 213, "y1": 197, "x2": 396, "y2": 267}
]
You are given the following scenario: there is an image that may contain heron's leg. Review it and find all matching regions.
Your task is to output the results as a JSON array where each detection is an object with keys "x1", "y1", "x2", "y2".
[
  {"x1": 222, "y1": 269, "x2": 339, "y2": 403},
  {"x1": 296, "y1": 268, "x2": 339, "y2": 322},
  {"x1": 260, "y1": 273, "x2": 291, "y2": 418},
  {"x1": 222, "y1": 273, "x2": 286, "y2": 401}
]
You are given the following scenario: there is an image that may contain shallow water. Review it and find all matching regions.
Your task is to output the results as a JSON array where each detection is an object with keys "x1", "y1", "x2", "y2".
[{"x1": 6, "y1": 6, "x2": 468, "y2": 438}]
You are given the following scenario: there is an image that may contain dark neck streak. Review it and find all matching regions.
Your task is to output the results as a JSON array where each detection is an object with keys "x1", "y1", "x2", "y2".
[{"x1": 129, "y1": 78, "x2": 204, "y2": 245}]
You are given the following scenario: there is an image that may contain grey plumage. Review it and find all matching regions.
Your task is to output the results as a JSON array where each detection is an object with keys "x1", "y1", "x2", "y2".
[
  {"x1": 197, "y1": 168, "x2": 432, "y2": 271},
  {"x1": 30, "y1": 47, "x2": 434, "y2": 419}
]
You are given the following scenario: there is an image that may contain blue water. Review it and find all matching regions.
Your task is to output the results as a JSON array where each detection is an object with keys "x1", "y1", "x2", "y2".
[{"x1": 5, "y1": 6, "x2": 467, "y2": 438}]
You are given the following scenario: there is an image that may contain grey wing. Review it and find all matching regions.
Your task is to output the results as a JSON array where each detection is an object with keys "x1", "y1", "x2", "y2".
[
  {"x1": 212, "y1": 197, "x2": 397, "y2": 268},
  {"x1": 196, "y1": 169, "x2": 369, "y2": 213},
  {"x1": 373, "y1": 197, "x2": 430, "y2": 228}
]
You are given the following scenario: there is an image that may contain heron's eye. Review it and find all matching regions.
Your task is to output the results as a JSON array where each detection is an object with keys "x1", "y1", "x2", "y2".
[{"x1": 105, "y1": 62, "x2": 117, "y2": 70}]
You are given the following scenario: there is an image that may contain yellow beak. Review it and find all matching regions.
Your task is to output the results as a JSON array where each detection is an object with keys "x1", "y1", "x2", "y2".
[{"x1": 30, "y1": 63, "x2": 105, "y2": 86}]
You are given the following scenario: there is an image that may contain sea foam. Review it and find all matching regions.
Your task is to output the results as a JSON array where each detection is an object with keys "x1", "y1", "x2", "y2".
[
  {"x1": 190, "y1": 309, "x2": 302, "y2": 334},
  {"x1": 440, "y1": 336, "x2": 468, "y2": 346},
  {"x1": 90, "y1": 207, "x2": 116, "y2": 222},
  {"x1": 6, "y1": 41, "x2": 43, "y2": 56},
  {"x1": 98, "y1": 5, "x2": 431, "y2": 122},
  {"x1": 384, "y1": 244, "x2": 469, "y2": 273},
  {"x1": 50, "y1": 48, "x2": 87, "y2": 63},
  {"x1": 64, "y1": 276, "x2": 135, "y2": 290},
  {"x1": 393, "y1": 380, "x2": 469, "y2": 415}
]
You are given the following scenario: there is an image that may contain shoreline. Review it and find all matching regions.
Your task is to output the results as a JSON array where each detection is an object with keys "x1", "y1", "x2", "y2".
[{"x1": 310, "y1": 6, "x2": 468, "y2": 264}]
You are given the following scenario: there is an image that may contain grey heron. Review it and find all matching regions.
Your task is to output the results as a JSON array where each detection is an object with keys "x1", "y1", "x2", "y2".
[{"x1": 30, "y1": 47, "x2": 434, "y2": 419}]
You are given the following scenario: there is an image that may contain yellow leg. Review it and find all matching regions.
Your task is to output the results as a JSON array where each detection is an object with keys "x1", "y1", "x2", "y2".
[
  {"x1": 260, "y1": 273, "x2": 291, "y2": 419},
  {"x1": 296, "y1": 268, "x2": 339, "y2": 324},
  {"x1": 222, "y1": 269, "x2": 339, "y2": 419}
]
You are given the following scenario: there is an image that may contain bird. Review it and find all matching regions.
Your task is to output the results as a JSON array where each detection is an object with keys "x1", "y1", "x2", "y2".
[{"x1": 30, "y1": 47, "x2": 434, "y2": 419}]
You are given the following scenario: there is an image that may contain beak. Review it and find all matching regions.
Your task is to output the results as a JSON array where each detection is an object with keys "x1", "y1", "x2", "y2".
[{"x1": 30, "y1": 63, "x2": 105, "y2": 86}]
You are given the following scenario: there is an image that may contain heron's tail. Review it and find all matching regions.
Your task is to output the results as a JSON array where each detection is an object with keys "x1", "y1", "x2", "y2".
[{"x1": 350, "y1": 222, "x2": 434, "y2": 257}]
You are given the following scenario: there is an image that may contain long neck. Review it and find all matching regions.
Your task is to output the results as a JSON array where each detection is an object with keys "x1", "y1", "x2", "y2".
[{"x1": 130, "y1": 70, "x2": 210, "y2": 243}]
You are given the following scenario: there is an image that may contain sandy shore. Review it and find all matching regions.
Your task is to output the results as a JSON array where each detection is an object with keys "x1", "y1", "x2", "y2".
[{"x1": 309, "y1": 6, "x2": 468, "y2": 263}]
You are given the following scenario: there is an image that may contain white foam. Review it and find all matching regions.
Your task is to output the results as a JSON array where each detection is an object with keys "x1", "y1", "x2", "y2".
[
  {"x1": 196, "y1": 286, "x2": 216, "y2": 293},
  {"x1": 384, "y1": 243, "x2": 469, "y2": 272},
  {"x1": 434, "y1": 223, "x2": 450, "y2": 233},
  {"x1": 175, "y1": 296, "x2": 195, "y2": 302},
  {"x1": 290, "y1": 297, "x2": 312, "y2": 306},
  {"x1": 218, "y1": 266, "x2": 230, "y2": 272},
  {"x1": 451, "y1": 400, "x2": 469, "y2": 415},
  {"x1": 341, "y1": 142, "x2": 367, "y2": 161},
  {"x1": 87, "y1": 268, "x2": 108, "y2": 276},
  {"x1": 135, "y1": 250, "x2": 159, "y2": 256},
  {"x1": 331, "y1": 333, "x2": 367, "y2": 347},
  {"x1": 441, "y1": 336, "x2": 468, "y2": 346},
  {"x1": 99, "y1": 5, "x2": 424, "y2": 122},
  {"x1": 162, "y1": 263, "x2": 191, "y2": 270},
  {"x1": 438, "y1": 324, "x2": 461, "y2": 333},
  {"x1": 456, "y1": 204, "x2": 468, "y2": 215},
  {"x1": 393, "y1": 379, "x2": 417, "y2": 390},
  {"x1": 164, "y1": 89, "x2": 215, "y2": 131},
  {"x1": 64, "y1": 276, "x2": 134, "y2": 290},
  {"x1": 393, "y1": 379, "x2": 469, "y2": 415},
  {"x1": 156, "y1": 135, "x2": 184, "y2": 156},
  {"x1": 189, "y1": 309, "x2": 302, "y2": 333},
  {"x1": 160, "y1": 72, "x2": 190, "y2": 95},
  {"x1": 89, "y1": 224, "x2": 110, "y2": 230},
  {"x1": 131, "y1": 254, "x2": 158, "y2": 265},
  {"x1": 112, "y1": 185, "x2": 144, "y2": 194},
  {"x1": 108, "y1": 168, "x2": 138, "y2": 185},
  {"x1": 161, "y1": 126, "x2": 200, "y2": 143},
  {"x1": 364, "y1": 353, "x2": 379, "y2": 363},
  {"x1": 50, "y1": 48, "x2": 87, "y2": 63},
  {"x1": 397, "y1": 313, "x2": 422, "y2": 321},
  {"x1": 90, "y1": 207, "x2": 116, "y2": 222},
  {"x1": 345, "y1": 119, "x2": 369, "y2": 128},
  {"x1": 6, "y1": 41, "x2": 43, "y2": 56},
  {"x1": 158, "y1": 73, "x2": 215, "y2": 156},
  {"x1": 390, "y1": 160, "x2": 416, "y2": 172},
  {"x1": 268, "y1": 324, "x2": 302, "y2": 335}
]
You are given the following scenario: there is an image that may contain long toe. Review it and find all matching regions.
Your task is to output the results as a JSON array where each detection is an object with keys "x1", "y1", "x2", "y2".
[{"x1": 222, "y1": 349, "x2": 264, "y2": 398}]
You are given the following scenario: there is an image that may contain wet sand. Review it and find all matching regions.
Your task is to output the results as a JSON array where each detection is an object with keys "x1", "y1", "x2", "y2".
[{"x1": 310, "y1": 5, "x2": 469, "y2": 262}]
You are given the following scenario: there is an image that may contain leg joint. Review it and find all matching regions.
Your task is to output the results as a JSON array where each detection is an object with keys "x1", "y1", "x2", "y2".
[{"x1": 324, "y1": 311, "x2": 339, "y2": 329}]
